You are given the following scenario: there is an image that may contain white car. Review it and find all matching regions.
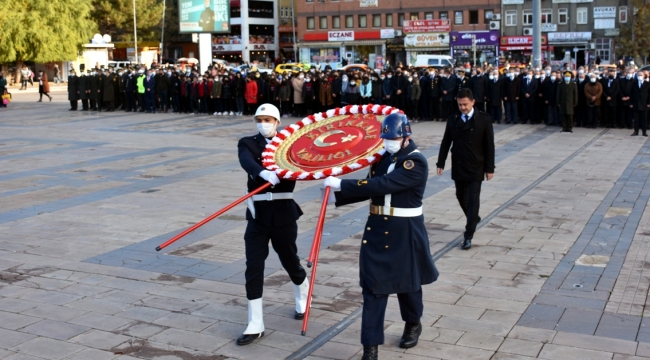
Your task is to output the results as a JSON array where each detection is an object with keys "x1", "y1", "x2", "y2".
[
  {"x1": 212, "y1": 59, "x2": 234, "y2": 70},
  {"x1": 233, "y1": 64, "x2": 273, "y2": 75}
]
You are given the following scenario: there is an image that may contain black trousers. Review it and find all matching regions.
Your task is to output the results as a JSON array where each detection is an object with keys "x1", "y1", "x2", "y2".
[
  {"x1": 522, "y1": 97, "x2": 535, "y2": 123},
  {"x1": 585, "y1": 106, "x2": 600, "y2": 128},
  {"x1": 428, "y1": 96, "x2": 440, "y2": 120},
  {"x1": 634, "y1": 110, "x2": 648, "y2": 134},
  {"x1": 603, "y1": 106, "x2": 617, "y2": 127},
  {"x1": 244, "y1": 221, "x2": 306, "y2": 300},
  {"x1": 443, "y1": 100, "x2": 455, "y2": 119},
  {"x1": 361, "y1": 287, "x2": 422, "y2": 346},
  {"x1": 455, "y1": 180, "x2": 482, "y2": 241},
  {"x1": 81, "y1": 99, "x2": 88, "y2": 110},
  {"x1": 562, "y1": 114, "x2": 574, "y2": 132},
  {"x1": 69, "y1": 100, "x2": 77, "y2": 110}
]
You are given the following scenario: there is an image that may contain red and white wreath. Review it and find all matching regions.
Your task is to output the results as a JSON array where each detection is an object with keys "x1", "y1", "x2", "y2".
[{"x1": 262, "y1": 104, "x2": 404, "y2": 181}]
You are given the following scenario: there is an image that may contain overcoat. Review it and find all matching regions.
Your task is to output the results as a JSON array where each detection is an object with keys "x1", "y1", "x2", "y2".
[{"x1": 556, "y1": 80, "x2": 578, "y2": 115}]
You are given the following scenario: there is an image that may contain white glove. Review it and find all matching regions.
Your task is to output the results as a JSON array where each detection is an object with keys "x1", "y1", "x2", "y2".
[
  {"x1": 323, "y1": 176, "x2": 342, "y2": 190},
  {"x1": 321, "y1": 187, "x2": 337, "y2": 205},
  {"x1": 259, "y1": 170, "x2": 280, "y2": 185}
]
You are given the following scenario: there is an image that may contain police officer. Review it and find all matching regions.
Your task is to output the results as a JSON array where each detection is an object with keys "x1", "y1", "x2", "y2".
[
  {"x1": 323, "y1": 113, "x2": 438, "y2": 360},
  {"x1": 236, "y1": 103, "x2": 309, "y2": 346}
]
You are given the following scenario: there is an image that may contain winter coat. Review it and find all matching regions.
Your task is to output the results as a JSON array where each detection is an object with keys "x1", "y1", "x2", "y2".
[{"x1": 245, "y1": 80, "x2": 258, "y2": 104}]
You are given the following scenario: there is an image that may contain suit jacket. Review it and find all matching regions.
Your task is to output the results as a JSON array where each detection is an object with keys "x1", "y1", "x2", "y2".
[
  {"x1": 503, "y1": 77, "x2": 520, "y2": 102},
  {"x1": 619, "y1": 77, "x2": 633, "y2": 105},
  {"x1": 487, "y1": 77, "x2": 503, "y2": 105},
  {"x1": 437, "y1": 110, "x2": 495, "y2": 182},
  {"x1": 144, "y1": 75, "x2": 156, "y2": 91},
  {"x1": 631, "y1": 81, "x2": 650, "y2": 111},
  {"x1": 520, "y1": 76, "x2": 538, "y2": 97},
  {"x1": 471, "y1": 75, "x2": 487, "y2": 102},
  {"x1": 237, "y1": 134, "x2": 303, "y2": 227},
  {"x1": 602, "y1": 78, "x2": 619, "y2": 107},
  {"x1": 543, "y1": 78, "x2": 559, "y2": 106},
  {"x1": 441, "y1": 77, "x2": 457, "y2": 101}
]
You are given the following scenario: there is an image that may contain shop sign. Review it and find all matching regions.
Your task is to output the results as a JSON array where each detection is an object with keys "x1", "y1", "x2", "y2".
[
  {"x1": 541, "y1": 24, "x2": 557, "y2": 32},
  {"x1": 604, "y1": 28, "x2": 620, "y2": 36},
  {"x1": 360, "y1": 0, "x2": 378, "y2": 7},
  {"x1": 552, "y1": 0, "x2": 592, "y2": 3},
  {"x1": 548, "y1": 32, "x2": 592, "y2": 42},
  {"x1": 328, "y1": 31, "x2": 354, "y2": 41},
  {"x1": 380, "y1": 29, "x2": 395, "y2": 39},
  {"x1": 502, "y1": 0, "x2": 524, "y2": 3},
  {"x1": 450, "y1": 31, "x2": 499, "y2": 46},
  {"x1": 212, "y1": 44, "x2": 244, "y2": 51},
  {"x1": 499, "y1": 35, "x2": 548, "y2": 50},
  {"x1": 403, "y1": 20, "x2": 451, "y2": 33},
  {"x1": 251, "y1": 44, "x2": 276, "y2": 50},
  {"x1": 404, "y1": 33, "x2": 449, "y2": 48},
  {"x1": 594, "y1": 6, "x2": 616, "y2": 18},
  {"x1": 595, "y1": 19, "x2": 615, "y2": 29}
]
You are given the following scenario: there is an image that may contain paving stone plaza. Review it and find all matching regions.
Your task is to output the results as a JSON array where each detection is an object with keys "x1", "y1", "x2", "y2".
[{"x1": 4, "y1": 88, "x2": 650, "y2": 359}]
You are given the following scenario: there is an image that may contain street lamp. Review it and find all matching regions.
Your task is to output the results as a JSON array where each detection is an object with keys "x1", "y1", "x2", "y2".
[{"x1": 133, "y1": 0, "x2": 138, "y2": 64}]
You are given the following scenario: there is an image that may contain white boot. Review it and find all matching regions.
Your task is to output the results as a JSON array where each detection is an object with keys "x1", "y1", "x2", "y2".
[
  {"x1": 243, "y1": 298, "x2": 265, "y2": 334},
  {"x1": 294, "y1": 280, "x2": 309, "y2": 317}
]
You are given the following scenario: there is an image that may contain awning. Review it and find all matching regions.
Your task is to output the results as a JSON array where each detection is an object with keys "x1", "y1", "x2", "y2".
[
  {"x1": 298, "y1": 42, "x2": 342, "y2": 48},
  {"x1": 405, "y1": 47, "x2": 449, "y2": 51},
  {"x1": 342, "y1": 40, "x2": 385, "y2": 46},
  {"x1": 453, "y1": 45, "x2": 498, "y2": 50},
  {"x1": 548, "y1": 42, "x2": 588, "y2": 47}
]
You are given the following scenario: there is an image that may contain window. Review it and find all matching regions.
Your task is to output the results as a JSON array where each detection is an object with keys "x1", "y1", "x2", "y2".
[
  {"x1": 469, "y1": 10, "x2": 479, "y2": 25},
  {"x1": 620, "y1": 6, "x2": 628, "y2": 23},
  {"x1": 410, "y1": 13, "x2": 419, "y2": 20},
  {"x1": 333, "y1": 16, "x2": 340, "y2": 28},
  {"x1": 558, "y1": 8, "x2": 568, "y2": 24},
  {"x1": 359, "y1": 14, "x2": 367, "y2": 28},
  {"x1": 425, "y1": 12, "x2": 433, "y2": 20},
  {"x1": 454, "y1": 11, "x2": 463, "y2": 25},
  {"x1": 541, "y1": 8, "x2": 552, "y2": 24},
  {"x1": 596, "y1": 38, "x2": 611, "y2": 64},
  {"x1": 320, "y1": 16, "x2": 327, "y2": 29},
  {"x1": 577, "y1": 7, "x2": 587, "y2": 24},
  {"x1": 345, "y1": 15, "x2": 354, "y2": 28},
  {"x1": 307, "y1": 17, "x2": 315, "y2": 29},
  {"x1": 398, "y1": 13, "x2": 404, "y2": 26},
  {"x1": 386, "y1": 14, "x2": 393, "y2": 27},
  {"x1": 373, "y1": 14, "x2": 381, "y2": 27},
  {"x1": 523, "y1": 10, "x2": 532, "y2": 25},
  {"x1": 439, "y1": 11, "x2": 448, "y2": 20},
  {"x1": 485, "y1": 10, "x2": 494, "y2": 21},
  {"x1": 505, "y1": 10, "x2": 517, "y2": 26}
]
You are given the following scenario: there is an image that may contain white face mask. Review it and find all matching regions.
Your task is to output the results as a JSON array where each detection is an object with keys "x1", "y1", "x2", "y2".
[
  {"x1": 383, "y1": 139, "x2": 402, "y2": 154},
  {"x1": 387, "y1": 75, "x2": 392, "y2": 79},
  {"x1": 590, "y1": 78, "x2": 596, "y2": 83},
  {"x1": 550, "y1": 76, "x2": 556, "y2": 82},
  {"x1": 488, "y1": 75, "x2": 494, "y2": 80},
  {"x1": 564, "y1": 77, "x2": 571, "y2": 83},
  {"x1": 298, "y1": 74, "x2": 304, "y2": 79},
  {"x1": 257, "y1": 122, "x2": 276, "y2": 138}
]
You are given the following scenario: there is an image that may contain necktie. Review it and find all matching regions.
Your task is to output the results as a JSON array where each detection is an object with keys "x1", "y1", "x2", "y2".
[
  {"x1": 463, "y1": 114, "x2": 468, "y2": 122},
  {"x1": 609, "y1": 80, "x2": 612, "y2": 87},
  {"x1": 527, "y1": 79, "x2": 530, "y2": 85}
]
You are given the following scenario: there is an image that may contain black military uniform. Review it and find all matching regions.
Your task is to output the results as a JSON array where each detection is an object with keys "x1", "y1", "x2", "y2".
[
  {"x1": 437, "y1": 95, "x2": 495, "y2": 249},
  {"x1": 89, "y1": 72, "x2": 101, "y2": 111},
  {"x1": 67, "y1": 72, "x2": 78, "y2": 110},
  {"x1": 236, "y1": 104, "x2": 308, "y2": 346},
  {"x1": 78, "y1": 72, "x2": 88, "y2": 110},
  {"x1": 331, "y1": 113, "x2": 438, "y2": 360}
]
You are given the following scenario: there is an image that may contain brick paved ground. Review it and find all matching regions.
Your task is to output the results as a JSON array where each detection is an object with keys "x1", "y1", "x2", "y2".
[{"x1": 2, "y1": 89, "x2": 650, "y2": 359}]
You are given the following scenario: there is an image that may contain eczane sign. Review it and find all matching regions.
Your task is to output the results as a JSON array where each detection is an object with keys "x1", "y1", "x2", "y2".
[{"x1": 328, "y1": 31, "x2": 354, "y2": 41}]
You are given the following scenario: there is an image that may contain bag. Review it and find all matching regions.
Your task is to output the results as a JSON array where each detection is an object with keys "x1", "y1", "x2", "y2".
[
  {"x1": 2, "y1": 98, "x2": 8, "y2": 105},
  {"x1": 2, "y1": 93, "x2": 10, "y2": 103}
]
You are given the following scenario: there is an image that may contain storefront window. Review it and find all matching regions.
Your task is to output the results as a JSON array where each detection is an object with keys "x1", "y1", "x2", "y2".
[
  {"x1": 359, "y1": 15, "x2": 367, "y2": 28},
  {"x1": 386, "y1": 14, "x2": 393, "y2": 27},
  {"x1": 213, "y1": 25, "x2": 242, "y2": 44},
  {"x1": 333, "y1": 16, "x2": 341, "y2": 28},
  {"x1": 309, "y1": 48, "x2": 340, "y2": 63},
  {"x1": 373, "y1": 14, "x2": 381, "y2": 27},
  {"x1": 346, "y1": 15, "x2": 354, "y2": 28},
  {"x1": 248, "y1": 1, "x2": 273, "y2": 19},
  {"x1": 249, "y1": 25, "x2": 275, "y2": 44}
]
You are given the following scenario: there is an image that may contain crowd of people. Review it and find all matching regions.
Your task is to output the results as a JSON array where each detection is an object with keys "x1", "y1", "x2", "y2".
[{"x1": 64, "y1": 61, "x2": 650, "y2": 134}]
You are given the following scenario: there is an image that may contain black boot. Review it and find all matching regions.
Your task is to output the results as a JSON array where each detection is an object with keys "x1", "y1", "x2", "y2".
[
  {"x1": 361, "y1": 345, "x2": 378, "y2": 360},
  {"x1": 236, "y1": 332, "x2": 263, "y2": 346},
  {"x1": 399, "y1": 322, "x2": 422, "y2": 349},
  {"x1": 462, "y1": 238, "x2": 472, "y2": 249}
]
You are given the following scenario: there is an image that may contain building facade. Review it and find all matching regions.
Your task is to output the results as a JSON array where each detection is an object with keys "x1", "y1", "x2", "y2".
[
  {"x1": 295, "y1": 0, "x2": 501, "y2": 68},
  {"x1": 500, "y1": 0, "x2": 628, "y2": 67}
]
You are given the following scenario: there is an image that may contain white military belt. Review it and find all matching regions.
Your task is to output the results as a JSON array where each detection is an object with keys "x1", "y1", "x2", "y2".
[
  {"x1": 369, "y1": 204, "x2": 423, "y2": 217},
  {"x1": 252, "y1": 192, "x2": 293, "y2": 201}
]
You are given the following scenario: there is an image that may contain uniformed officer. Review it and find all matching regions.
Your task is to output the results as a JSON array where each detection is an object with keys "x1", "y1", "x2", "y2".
[
  {"x1": 236, "y1": 103, "x2": 309, "y2": 346},
  {"x1": 323, "y1": 113, "x2": 438, "y2": 360}
]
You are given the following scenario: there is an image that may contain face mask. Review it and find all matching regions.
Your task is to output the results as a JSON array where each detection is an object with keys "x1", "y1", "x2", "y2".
[
  {"x1": 550, "y1": 76, "x2": 556, "y2": 82},
  {"x1": 639, "y1": 76, "x2": 645, "y2": 81},
  {"x1": 298, "y1": 75, "x2": 304, "y2": 79},
  {"x1": 534, "y1": 75, "x2": 540, "y2": 79},
  {"x1": 488, "y1": 75, "x2": 494, "y2": 80},
  {"x1": 627, "y1": 74, "x2": 633, "y2": 79},
  {"x1": 564, "y1": 77, "x2": 571, "y2": 83},
  {"x1": 540, "y1": 75, "x2": 546, "y2": 80},
  {"x1": 350, "y1": 81, "x2": 356, "y2": 86},
  {"x1": 342, "y1": 75, "x2": 348, "y2": 82},
  {"x1": 465, "y1": 68, "x2": 470, "y2": 73},
  {"x1": 578, "y1": 70, "x2": 584, "y2": 75},
  {"x1": 384, "y1": 139, "x2": 402, "y2": 154},
  {"x1": 590, "y1": 78, "x2": 596, "y2": 83},
  {"x1": 380, "y1": 76, "x2": 385, "y2": 80},
  {"x1": 429, "y1": 72, "x2": 434, "y2": 76},
  {"x1": 257, "y1": 122, "x2": 276, "y2": 138},
  {"x1": 408, "y1": 77, "x2": 412, "y2": 82},
  {"x1": 387, "y1": 75, "x2": 392, "y2": 79},
  {"x1": 305, "y1": 79, "x2": 311, "y2": 82},
  {"x1": 545, "y1": 70, "x2": 551, "y2": 76},
  {"x1": 508, "y1": 74, "x2": 514, "y2": 79},
  {"x1": 118, "y1": 72, "x2": 123, "y2": 76}
]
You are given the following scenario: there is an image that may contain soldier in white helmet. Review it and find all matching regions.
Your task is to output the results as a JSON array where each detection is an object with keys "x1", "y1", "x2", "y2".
[{"x1": 235, "y1": 103, "x2": 309, "y2": 345}]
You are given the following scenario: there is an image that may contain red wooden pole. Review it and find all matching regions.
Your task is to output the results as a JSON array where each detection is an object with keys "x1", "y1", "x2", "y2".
[
  {"x1": 302, "y1": 187, "x2": 330, "y2": 335},
  {"x1": 155, "y1": 182, "x2": 272, "y2": 251},
  {"x1": 307, "y1": 187, "x2": 331, "y2": 267}
]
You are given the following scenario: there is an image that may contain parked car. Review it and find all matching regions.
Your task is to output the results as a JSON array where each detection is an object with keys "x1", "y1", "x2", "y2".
[
  {"x1": 275, "y1": 63, "x2": 305, "y2": 74},
  {"x1": 233, "y1": 64, "x2": 274, "y2": 75},
  {"x1": 107, "y1": 61, "x2": 131, "y2": 69},
  {"x1": 212, "y1": 59, "x2": 234, "y2": 70}
]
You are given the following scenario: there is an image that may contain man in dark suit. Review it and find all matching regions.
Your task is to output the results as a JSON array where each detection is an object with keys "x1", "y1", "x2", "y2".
[
  {"x1": 620, "y1": 69, "x2": 634, "y2": 129},
  {"x1": 487, "y1": 69, "x2": 503, "y2": 123},
  {"x1": 323, "y1": 113, "x2": 438, "y2": 360},
  {"x1": 472, "y1": 69, "x2": 487, "y2": 113},
  {"x1": 630, "y1": 72, "x2": 650, "y2": 136},
  {"x1": 503, "y1": 69, "x2": 520, "y2": 124},
  {"x1": 437, "y1": 88, "x2": 495, "y2": 249},
  {"x1": 575, "y1": 71, "x2": 588, "y2": 127},
  {"x1": 236, "y1": 104, "x2": 308, "y2": 346},
  {"x1": 603, "y1": 68, "x2": 620, "y2": 128},
  {"x1": 144, "y1": 69, "x2": 157, "y2": 113},
  {"x1": 441, "y1": 68, "x2": 457, "y2": 119},
  {"x1": 520, "y1": 70, "x2": 538, "y2": 124},
  {"x1": 67, "y1": 70, "x2": 78, "y2": 111}
]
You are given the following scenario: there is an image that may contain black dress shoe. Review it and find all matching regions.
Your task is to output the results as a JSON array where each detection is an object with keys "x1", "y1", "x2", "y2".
[
  {"x1": 462, "y1": 238, "x2": 472, "y2": 250},
  {"x1": 399, "y1": 322, "x2": 422, "y2": 349},
  {"x1": 236, "y1": 332, "x2": 263, "y2": 346},
  {"x1": 644, "y1": 133, "x2": 648, "y2": 137},
  {"x1": 361, "y1": 345, "x2": 378, "y2": 360},
  {"x1": 294, "y1": 311, "x2": 304, "y2": 320},
  {"x1": 632, "y1": 132, "x2": 639, "y2": 136}
]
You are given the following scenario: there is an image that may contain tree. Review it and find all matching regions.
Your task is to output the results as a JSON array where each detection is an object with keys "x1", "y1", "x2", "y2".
[
  {"x1": 0, "y1": 0, "x2": 97, "y2": 73},
  {"x1": 616, "y1": 0, "x2": 650, "y2": 64},
  {"x1": 92, "y1": 0, "x2": 165, "y2": 42}
]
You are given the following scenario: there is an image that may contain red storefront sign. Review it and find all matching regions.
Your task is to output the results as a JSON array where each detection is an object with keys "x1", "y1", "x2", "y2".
[
  {"x1": 402, "y1": 20, "x2": 451, "y2": 33},
  {"x1": 500, "y1": 36, "x2": 548, "y2": 51},
  {"x1": 304, "y1": 31, "x2": 382, "y2": 41}
]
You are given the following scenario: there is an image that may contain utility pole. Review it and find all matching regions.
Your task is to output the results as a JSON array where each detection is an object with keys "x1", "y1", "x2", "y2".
[
  {"x1": 133, "y1": 0, "x2": 138, "y2": 64},
  {"x1": 531, "y1": 0, "x2": 541, "y2": 68},
  {"x1": 161, "y1": 0, "x2": 166, "y2": 63},
  {"x1": 472, "y1": 34, "x2": 477, "y2": 66},
  {"x1": 291, "y1": 0, "x2": 297, "y2": 61}
]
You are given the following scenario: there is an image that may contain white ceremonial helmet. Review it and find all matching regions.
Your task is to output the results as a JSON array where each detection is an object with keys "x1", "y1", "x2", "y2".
[{"x1": 254, "y1": 103, "x2": 281, "y2": 124}]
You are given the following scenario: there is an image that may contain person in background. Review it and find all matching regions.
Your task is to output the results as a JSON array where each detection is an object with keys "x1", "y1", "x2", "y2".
[
  {"x1": 556, "y1": 71, "x2": 578, "y2": 133},
  {"x1": 409, "y1": 76, "x2": 421, "y2": 122},
  {"x1": 584, "y1": 72, "x2": 603, "y2": 129},
  {"x1": 36, "y1": 70, "x2": 52, "y2": 102}
]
